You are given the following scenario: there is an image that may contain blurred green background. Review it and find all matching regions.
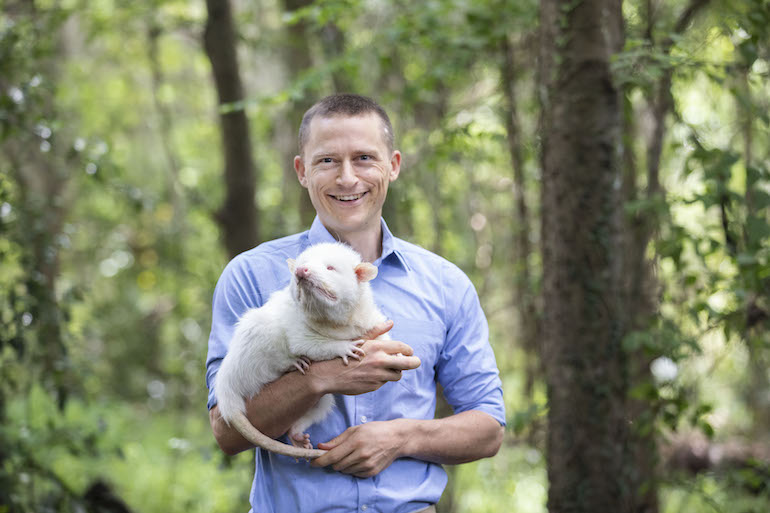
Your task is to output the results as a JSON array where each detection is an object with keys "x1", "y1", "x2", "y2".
[{"x1": 1, "y1": 0, "x2": 769, "y2": 511}]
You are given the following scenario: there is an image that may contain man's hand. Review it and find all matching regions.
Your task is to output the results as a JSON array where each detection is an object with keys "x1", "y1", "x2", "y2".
[
  {"x1": 311, "y1": 411, "x2": 504, "y2": 478},
  {"x1": 307, "y1": 321, "x2": 422, "y2": 396},
  {"x1": 310, "y1": 420, "x2": 409, "y2": 478}
]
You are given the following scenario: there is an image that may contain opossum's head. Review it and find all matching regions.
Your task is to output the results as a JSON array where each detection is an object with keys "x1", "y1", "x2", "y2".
[{"x1": 287, "y1": 242, "x2": 377, "y2": 323}]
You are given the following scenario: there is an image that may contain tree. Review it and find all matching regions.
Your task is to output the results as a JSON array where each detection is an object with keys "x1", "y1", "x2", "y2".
[
  {"x1": 539, "y1": 0, "x2": 629, "y2": 511},
  {"x1": 203, "y1": 0, "x2": 260, "y2": 257}
]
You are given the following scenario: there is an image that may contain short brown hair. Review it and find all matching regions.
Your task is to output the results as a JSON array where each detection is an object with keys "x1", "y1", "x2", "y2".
[{"x1": 298, "y1": 94, "x2": 394, "y2": 154}]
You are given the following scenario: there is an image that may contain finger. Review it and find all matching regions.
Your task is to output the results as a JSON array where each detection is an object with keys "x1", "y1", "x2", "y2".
[
  {"x1": 379, "y1": 340, "x2": 415, "y2": 357},
  {"x1": 329, "y1": 451, "x2": 365, "y2": 474},
  {"x1": 311, "y1": 436, "x2": 354, "y2": 468},
  {"x1": 387, "y1": 354, "x2": 421, "y2": 371},
  {"x1": 316, "y1": 428, "x2": 351, "y2": 452},
  {"x1": 361, "y1": 320, "x2": 393, "y2": 340}
]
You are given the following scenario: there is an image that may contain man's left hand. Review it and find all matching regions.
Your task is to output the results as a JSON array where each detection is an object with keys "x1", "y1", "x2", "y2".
[{"x1": 310, "y1": 420, "x2": 409, "y2": 478}]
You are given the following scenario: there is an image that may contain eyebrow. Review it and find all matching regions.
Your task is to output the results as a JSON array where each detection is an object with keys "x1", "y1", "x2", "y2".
[{"x1": 311, "y1": 148, "x2": 382, "y2": 160}]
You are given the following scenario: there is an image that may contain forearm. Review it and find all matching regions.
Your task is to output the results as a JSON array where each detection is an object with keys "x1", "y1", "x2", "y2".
[
  {"x1": 397, "y1": 410, "x2": 504, "y2": 465},
  {"x1": 209, "y1": 333, "x2": 420, "y2": 457},
  {"x1": 210, "y1": 369, "x2": 325, "y2": 455}
]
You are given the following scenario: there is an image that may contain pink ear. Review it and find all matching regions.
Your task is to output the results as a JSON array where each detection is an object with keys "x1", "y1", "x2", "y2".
[{"x1": 354, "y1": 263, "x2": 378, "y2": 282}]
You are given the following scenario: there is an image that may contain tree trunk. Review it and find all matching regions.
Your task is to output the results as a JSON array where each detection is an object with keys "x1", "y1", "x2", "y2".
[
  {"x1": 501, "y1": 34, "x2": 540, "y2": 396},
  {"x1": 203, "y1": 0, "x2": 260, "y2": 258},
  {"x1": 321, "y1": 21, "x2": 355, "y2": 93},
  {"x1": 278, "y1": 0, "x2": 320, "y2": 232},
  {"x1": 540, "y1": 0, "x2": 628, "y2": 511}
]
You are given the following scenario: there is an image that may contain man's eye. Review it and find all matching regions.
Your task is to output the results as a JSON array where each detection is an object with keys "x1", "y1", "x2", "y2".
[
  {"x1": 321, "y1": 158, "x2": 333, "y2": 163},
  {"x1": 360, "y1": 155, "x2": 370, "y2": 160}
]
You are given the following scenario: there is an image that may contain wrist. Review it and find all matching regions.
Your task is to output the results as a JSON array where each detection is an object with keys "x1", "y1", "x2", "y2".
[
  {"x1": 305, "y1": 361, "x2": 336, "y2": 396},
  {"x1": 393, "y1": 418, "x2": 421, "y2": 458}
]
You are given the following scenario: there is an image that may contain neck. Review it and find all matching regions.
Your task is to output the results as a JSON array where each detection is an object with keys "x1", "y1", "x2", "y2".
[{"x1": 326, "y1": 224, "x2": 383, "y2": 263}]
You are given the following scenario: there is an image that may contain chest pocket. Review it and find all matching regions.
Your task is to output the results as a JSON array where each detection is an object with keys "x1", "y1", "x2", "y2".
[{"x1": 388, "y1": 318, "x2": 445, "y2": 394}]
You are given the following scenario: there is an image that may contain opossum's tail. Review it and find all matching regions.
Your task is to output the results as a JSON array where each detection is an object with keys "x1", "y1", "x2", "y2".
[
  {"x1": 214, "y1": 365, "x2": 248, "y2": 425},
  {"x1": 230, "y1": 411, "x2": 327, "y2": 460}
]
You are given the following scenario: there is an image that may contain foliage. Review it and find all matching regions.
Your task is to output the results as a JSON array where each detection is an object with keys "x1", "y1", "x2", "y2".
[{"x1": 0, "y1": 0, "x2": 768, "y2": 511}]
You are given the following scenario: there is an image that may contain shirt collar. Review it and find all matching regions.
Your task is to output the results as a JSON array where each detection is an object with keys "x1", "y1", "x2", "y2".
[{"x1": 306, "y1": 217, "x2": 410, "y2": 271}]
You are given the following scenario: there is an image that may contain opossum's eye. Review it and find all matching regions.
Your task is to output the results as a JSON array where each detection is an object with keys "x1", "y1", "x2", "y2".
[{"x1": 327, "y1": 265, "x2": 335, "y2": 271}]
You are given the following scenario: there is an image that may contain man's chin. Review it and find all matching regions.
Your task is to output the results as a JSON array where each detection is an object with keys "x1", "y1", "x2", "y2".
[{"x1": 321, "y1": 214, "x2": 376, "y2": 235}]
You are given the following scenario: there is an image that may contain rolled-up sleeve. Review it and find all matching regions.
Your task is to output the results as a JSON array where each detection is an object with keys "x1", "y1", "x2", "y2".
[
  {"x1": 205, "y1": 255, "x2": 264, "y2": 410},
  {"x1": 436, "y1": 264, "x2": 506, "y2": 426}
]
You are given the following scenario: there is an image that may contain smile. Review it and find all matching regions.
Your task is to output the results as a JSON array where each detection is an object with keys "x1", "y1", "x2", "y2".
[{"x1": 331, "y1": 192, "x2": 367, "y2": 201}]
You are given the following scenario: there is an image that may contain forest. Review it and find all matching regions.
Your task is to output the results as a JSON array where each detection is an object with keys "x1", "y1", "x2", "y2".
[{"x1": 1, "y1": 0, "x2": 769, "y2": 511}]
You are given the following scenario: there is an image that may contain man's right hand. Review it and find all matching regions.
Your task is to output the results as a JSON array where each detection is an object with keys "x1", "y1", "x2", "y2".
[{"x1": 307, "y1": 321, "x2": 421, "y2": 396}]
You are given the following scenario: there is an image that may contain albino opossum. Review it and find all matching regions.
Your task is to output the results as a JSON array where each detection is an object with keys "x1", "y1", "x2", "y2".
[{"x1": 214, "y1": 242, "x2": 389, "y2": 459}]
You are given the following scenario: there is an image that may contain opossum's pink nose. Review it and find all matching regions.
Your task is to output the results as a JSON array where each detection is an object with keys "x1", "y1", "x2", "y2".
[{"x1": 295, "y1": 267, "x2": 310, "y2": 279}]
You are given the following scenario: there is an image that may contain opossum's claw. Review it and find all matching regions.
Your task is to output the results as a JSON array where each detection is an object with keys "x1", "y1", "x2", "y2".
[
  {"x1": 351, "y1": 341, "x2": 366, "y2": 358},
  {"x1": 292, "y1": 357, "x2": 311, "y2": 374},
  {"x1": 341, "y1": 341, "x2": 366, "y2": 365}
]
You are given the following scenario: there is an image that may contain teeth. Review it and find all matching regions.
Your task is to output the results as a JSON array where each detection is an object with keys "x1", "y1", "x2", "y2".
[{"x1": 336, "y1": 193, "x2": 363, "y2": 201}]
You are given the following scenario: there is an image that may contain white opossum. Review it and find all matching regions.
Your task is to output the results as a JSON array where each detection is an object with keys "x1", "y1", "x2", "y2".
[{"x1": 214, "y1": 242, "x2": 389, "y2": 459}]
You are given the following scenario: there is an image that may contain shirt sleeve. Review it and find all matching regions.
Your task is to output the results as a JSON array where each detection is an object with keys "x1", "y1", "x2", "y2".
[
  {"x1": 436, "y1": 263, "x2": 506, "y2": 426},
  {"x1": 205, "y1": 255, "x2": 265, "y2": 410}
]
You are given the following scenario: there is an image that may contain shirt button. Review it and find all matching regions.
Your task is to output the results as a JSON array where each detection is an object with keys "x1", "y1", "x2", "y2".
[
  {"x1": 360, "y1": 415, "x2": 367, "y2": 423},
  {"x1": 361, "y1": 505, "x2": 368, "y2": 511}
]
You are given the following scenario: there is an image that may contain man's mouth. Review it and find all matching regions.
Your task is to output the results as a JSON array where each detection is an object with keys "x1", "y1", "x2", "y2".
[{"x1": 331, "y1": 192, "x2": 367, "y2": 202}]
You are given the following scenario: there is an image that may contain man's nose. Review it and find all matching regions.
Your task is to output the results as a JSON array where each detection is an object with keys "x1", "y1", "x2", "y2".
[{"x1": 336, "y1": 159, "x2": 357, "y2": 187}]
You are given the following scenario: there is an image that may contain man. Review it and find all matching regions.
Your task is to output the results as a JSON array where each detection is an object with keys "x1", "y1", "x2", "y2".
[{"x1": 206, "y1": 94, "x2": 505, "y2": 513}]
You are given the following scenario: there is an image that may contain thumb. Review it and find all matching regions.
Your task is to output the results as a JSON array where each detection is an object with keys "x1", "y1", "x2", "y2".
[{"x1": 361, "y1": 320, "x2": 394, "y2": 340}]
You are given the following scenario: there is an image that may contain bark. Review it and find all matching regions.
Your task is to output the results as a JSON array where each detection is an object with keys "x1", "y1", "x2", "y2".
[
  {"x1": 380, "y1": 52, "x2": 412, "y2": 239},
  {"x1": 540, "y1": 0, "x2": 628, "y2": 511},
  {"x1": 279, "y1": 0, "x2": 321, "y2": 231},
  {"x1": 203, "y1": 0, "x2": 260, "y2": 258},
  {"x1": 321, "y1": 21, "x2": 355, "y2": 93},
  {"x1": 501, "y1": 34, "x2": 540, "y2": 395}
]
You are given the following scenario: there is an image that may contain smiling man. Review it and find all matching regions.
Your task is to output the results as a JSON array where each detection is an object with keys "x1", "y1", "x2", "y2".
[{"x1": 206, "y1": 94, "x2": 505, "y2": 513}]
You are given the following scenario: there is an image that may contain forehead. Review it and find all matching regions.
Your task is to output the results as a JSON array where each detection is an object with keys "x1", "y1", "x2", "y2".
[{"x1": 305, "y1": 114, "x2": 389, "y2": 153}]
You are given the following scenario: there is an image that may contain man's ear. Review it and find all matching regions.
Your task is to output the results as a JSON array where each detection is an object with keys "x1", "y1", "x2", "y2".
[
  {"x1": 354, "y1": 263, "x2": 378, "y2": 282},
  {"x1": 294, "y1": 156, "x2": 308, "y2": 187},
  {"x1": 287, "y1": 258, "x2": 296, "y2": 273},
  {"x1": 388, "y1": 150, "x2": 402, "y2": 182}
]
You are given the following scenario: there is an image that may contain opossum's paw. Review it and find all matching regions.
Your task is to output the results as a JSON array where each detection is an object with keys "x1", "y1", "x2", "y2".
[
  {"x1": 289, "y1": 431, "x2": 312, "y2": 450},
  {"x1": 292, "y1": 356, "x2": 311, "y2": 374},
  {"x1": 339, "y1": 340, "x2": 366, "y2": 365}
]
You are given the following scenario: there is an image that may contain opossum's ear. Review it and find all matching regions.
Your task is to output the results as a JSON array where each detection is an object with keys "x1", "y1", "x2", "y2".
[
  {"x1": 354, "y1": 263, "x2": 378, "y2": 282},
  {"x1": 287, "y1": 258, "x2": 296, "y2": 273}
]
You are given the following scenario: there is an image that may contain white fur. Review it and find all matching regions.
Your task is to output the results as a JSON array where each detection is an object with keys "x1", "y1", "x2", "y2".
[{"x1": 214, "y1": 242, "x2": 388, "y2": 458}]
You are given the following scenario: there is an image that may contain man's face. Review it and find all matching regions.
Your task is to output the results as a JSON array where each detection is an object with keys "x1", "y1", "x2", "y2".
[{"x1": 294, "y1": 113, "x2": 401, "y2": 238}]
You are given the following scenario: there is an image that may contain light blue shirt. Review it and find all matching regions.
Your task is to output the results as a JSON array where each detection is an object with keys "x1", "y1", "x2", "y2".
[{"x1": 206, "y1": 218, "x2": 505, "y2": 513}]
